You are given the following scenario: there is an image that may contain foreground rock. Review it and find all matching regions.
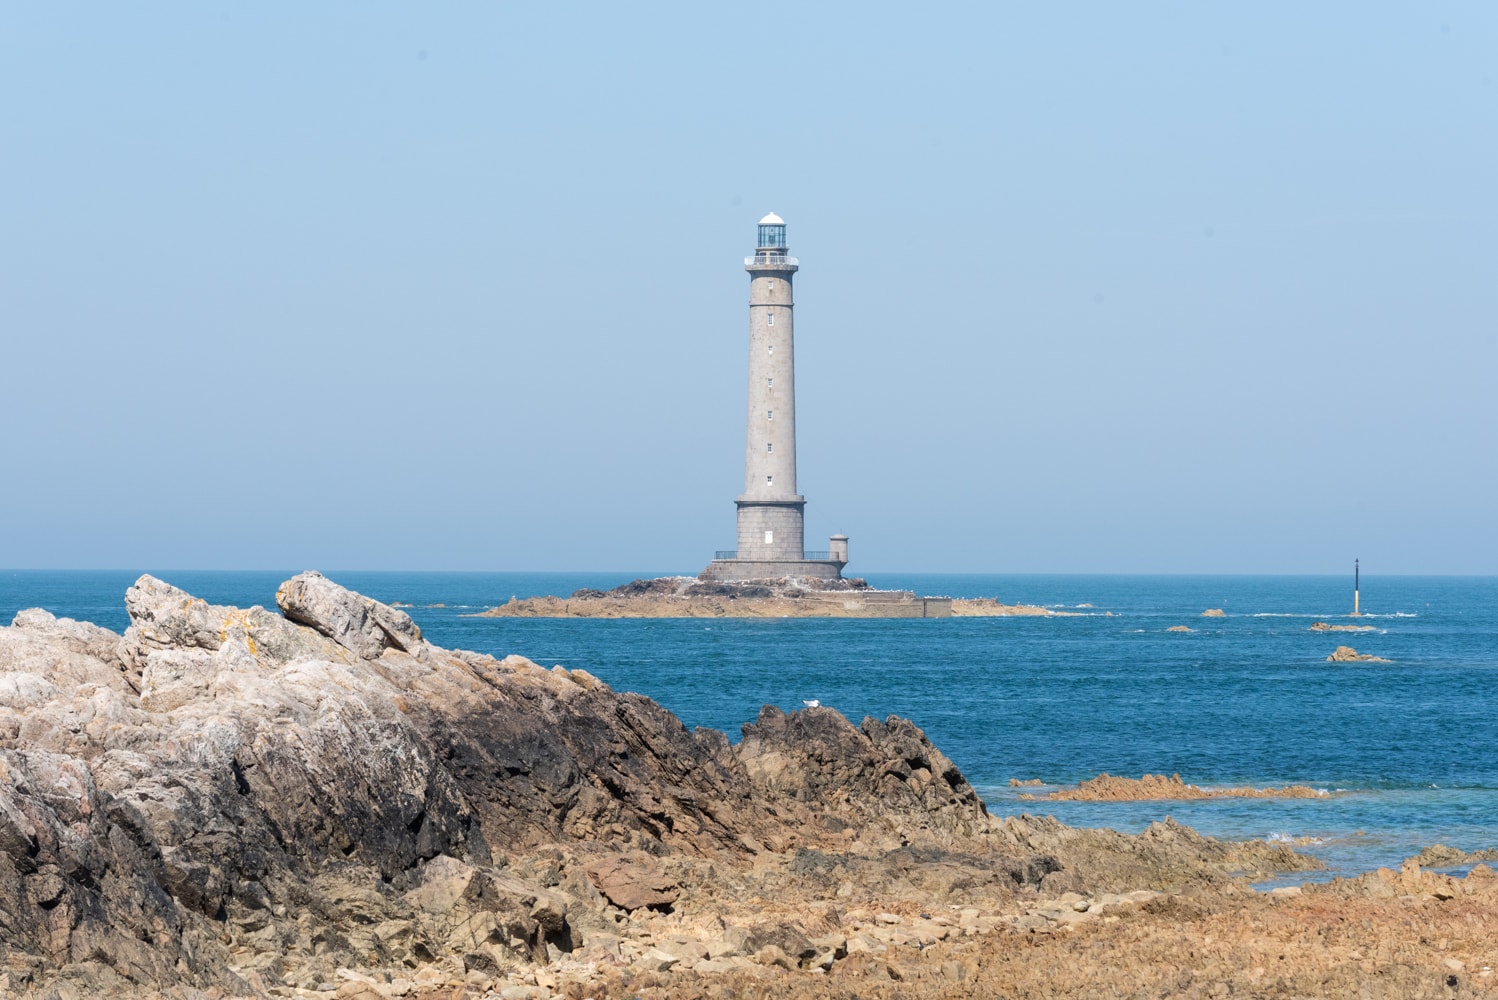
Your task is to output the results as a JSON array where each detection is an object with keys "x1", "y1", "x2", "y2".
[{"x1": 0, "y1": 573, "x2": 1472, "y2": 1000}]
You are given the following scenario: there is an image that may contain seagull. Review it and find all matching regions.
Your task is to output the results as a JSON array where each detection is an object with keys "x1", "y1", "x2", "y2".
[{"x1": 802, "y1": 699, "x2": 820, "y2": 708}]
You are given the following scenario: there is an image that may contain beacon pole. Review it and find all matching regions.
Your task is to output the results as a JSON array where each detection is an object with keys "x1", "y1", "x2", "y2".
[{"x1": 1353, "y1": 559, "x2": 1360, "y2": 617}]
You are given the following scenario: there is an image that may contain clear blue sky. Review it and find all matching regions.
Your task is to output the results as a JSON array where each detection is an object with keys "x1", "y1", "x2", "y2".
[{"x1": 3, "y1": 4, "x2": 1493, "y2": 573}]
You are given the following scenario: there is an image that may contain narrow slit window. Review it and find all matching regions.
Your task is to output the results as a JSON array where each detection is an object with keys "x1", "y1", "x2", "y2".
[
  {"x1": 768, "y1": 344, "x2": 774, "y2": 355},
  {"x1": 766, "y1": 476, "x2": 773, "y2": 486},
  {"x1": 766, "y1": 442, "x2": 773, "y2": 453},
  {"x1": 767, "y1": 312, "x2": 774, "y2": 326},
  {"x1": 767, "y1": 410, "x2": 773, "y2": 420},
  {"x1": 767, "y1": 279, "x2": 774, "y2": 291},
  {"x1": 764, "y1": 530, "x2": 774, "y2": 544},
  {"x1": 767, "y1": 377, "x2": 773, "y2": 388}
]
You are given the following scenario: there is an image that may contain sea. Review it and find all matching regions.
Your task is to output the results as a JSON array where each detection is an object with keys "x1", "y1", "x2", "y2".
[{"x1": 3, "y1": 570, "x2": 1496, "y2": 887}]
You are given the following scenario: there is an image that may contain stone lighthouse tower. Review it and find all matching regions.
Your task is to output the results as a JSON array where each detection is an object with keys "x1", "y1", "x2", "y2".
[{"x1": 702, "y1": 214, "x2": 847, "y2": 582}]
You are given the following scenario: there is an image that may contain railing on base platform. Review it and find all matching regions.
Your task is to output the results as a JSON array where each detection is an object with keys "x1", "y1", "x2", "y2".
[{"x1": 712, "y1": 550, "x2": 839, "y2": 561}]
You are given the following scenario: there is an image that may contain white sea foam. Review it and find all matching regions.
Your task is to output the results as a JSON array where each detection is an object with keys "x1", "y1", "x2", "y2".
[
  {"x1": 1266, "y1": 831, "x2": 1325, "y2": 845},
  {"x1": 1250, "y1": 612, "x2": 1414, "y2": 619}
]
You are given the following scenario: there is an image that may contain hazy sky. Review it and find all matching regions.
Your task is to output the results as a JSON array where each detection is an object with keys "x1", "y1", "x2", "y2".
[{"x1": 3, "y1": 5, "x2": 1494, "y2": 574}]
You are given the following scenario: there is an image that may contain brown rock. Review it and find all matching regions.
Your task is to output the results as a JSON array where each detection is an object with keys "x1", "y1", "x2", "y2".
[
  {"x1": 1327, "y1": 646, "x2": 1391, "y2": 662},
  {"x1": 753, "y1": 944, "x2": 795, "y2": 970},
  {"x1": 584, "y1": 852, "x2": 680, "y2": 911},
  {"x1": 1029, "y1": 772, "x2": 1328, "y2": 802}
]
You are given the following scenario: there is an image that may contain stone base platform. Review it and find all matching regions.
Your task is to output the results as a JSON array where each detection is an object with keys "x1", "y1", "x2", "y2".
[{"x1": 700, "y1": 558, "x2": 845, "y2": 582}]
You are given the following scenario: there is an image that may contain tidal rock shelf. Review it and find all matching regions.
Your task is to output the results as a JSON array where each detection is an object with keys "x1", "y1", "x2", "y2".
[
  {"x1": 0, "y1": 573, "x2": 1487, "y2": 1000},
  {"x1": 1015, "y1": 772, "x2": 1330, "y2": 802}
]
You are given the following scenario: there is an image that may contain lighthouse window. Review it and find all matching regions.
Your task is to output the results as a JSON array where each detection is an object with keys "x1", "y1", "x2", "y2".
[
  {"x1": 765, "y1": 530, "x2": 774, "y2": 544},
  {"x1": 768, "y1": 344, "x2": 774, "y2": 355},
  {"x1": 767, "y1": 279, "x2": 774, "y2": 291},
  {"x1": 767, "y1": 442, "x2": 773, "y2": 453},
  {"x1": 767, "y1": 476, "x2": 773, "y2": 486},
  {"x1": 767, "y1": 377, "x2": 773, "y2": 388},
  {"x1": 767, "y1": 410, "x2": 773, "y2": 420},
  {"x1": 767, "y1": 312, "x2": 774, "y2": 326}
]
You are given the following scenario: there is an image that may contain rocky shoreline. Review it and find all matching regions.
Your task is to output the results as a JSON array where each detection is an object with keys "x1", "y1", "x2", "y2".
[
  {"x1": 473, "y1": 577, "x2": 1072, "y2": 619},
  {"x1": 1, "y1": 573, "x2": 1493, "y2": 999}
]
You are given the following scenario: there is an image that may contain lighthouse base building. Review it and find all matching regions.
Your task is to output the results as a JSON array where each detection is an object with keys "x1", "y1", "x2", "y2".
[{"x1": 701, "y1": 214, "x2": 848, "y2": 583}]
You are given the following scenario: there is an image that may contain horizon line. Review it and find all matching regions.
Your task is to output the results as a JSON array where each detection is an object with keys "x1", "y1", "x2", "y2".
[{"x1": 2, "y1": 567, "x2": 1494, "y2": 579}]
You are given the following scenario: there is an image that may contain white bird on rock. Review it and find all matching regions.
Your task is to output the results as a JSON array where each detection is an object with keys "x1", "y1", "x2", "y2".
[{"x1": 802, "y1": 699, "x2": 820, "y2": 708}]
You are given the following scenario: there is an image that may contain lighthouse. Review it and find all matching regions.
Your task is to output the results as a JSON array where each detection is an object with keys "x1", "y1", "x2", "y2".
[{"x1": 702, "y1": 214, "x2": 848, "y2": 582}]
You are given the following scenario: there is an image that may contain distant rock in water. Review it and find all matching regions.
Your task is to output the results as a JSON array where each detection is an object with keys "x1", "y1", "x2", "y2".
[
  {"x1": 1327, "y1": 645, "x2": 1391, "y2": 662},
  {"x1": 1024, "y1": 773, "x2": 1329, "y2": 802},
  {"x1": 1311, "y1": 621, "x2": 1377, "y2": 632},
  {"x1": 1166, "y1": 625, "x2": 1194, "y2": 632},
  {"x1": 0, "y1": 572, "x2": 1324, "y2": 997},
  {"x1": 1200, "y1": 608, "x2": 1226, "y2": 617},
  {"x1": 1411, "y1": 844, "x2": 1498, "y2": 867}
]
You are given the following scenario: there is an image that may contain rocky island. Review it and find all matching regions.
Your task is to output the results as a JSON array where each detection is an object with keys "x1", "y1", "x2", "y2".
[
  {"x1": 475, "y1": 577, "x2": 1070, "y2": 619},
  {"x1": 1, "y1": 573, "x2": 1492, "y2": 999}
]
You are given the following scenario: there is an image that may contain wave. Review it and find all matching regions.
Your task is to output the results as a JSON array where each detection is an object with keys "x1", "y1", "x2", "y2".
[
  {"x1": 1250, "y1": 612, "x2": 1416, "y2": 620},
  {"x1": 1266, "y1": 831, "x2": 1325, "y2": 845}
]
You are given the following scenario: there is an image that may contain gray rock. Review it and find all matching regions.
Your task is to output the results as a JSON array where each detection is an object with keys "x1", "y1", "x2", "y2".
[
  {"x1": 10, "y1": 608, "x2": 126, "y2": 671},
  {"x1": 0, "y1": 612, "x2": 132, "y2": 694},
  {"x1": 275, "y1": 571, "x2": 423, "y2": 659},
  {"x1": 743, "y1": 920, "x2": 816, "y2": 962},
  {"x1": 119, "y1": 574, "x2": 353, "y2": 670}
]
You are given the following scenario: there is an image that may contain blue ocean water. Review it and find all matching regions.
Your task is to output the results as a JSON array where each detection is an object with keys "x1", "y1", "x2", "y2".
[{"x1": 3, "y1": 570, "x2": 1496, "y2": 883}]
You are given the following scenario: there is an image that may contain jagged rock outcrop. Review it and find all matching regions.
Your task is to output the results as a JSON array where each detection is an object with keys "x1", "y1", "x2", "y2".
[
  {"x1": 276, "y1": 570, "x2": 424, "y2": 658},
  {"x1": 737, "y1": 706, "x2": 992, "y2": 850},
  {"x1": 0, "y1": 573, "x2": 1318, "y2": 998}
]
